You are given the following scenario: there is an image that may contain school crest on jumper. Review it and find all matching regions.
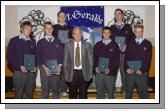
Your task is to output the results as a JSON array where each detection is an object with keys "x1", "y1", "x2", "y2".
[
  {"x1": 144, "y1": 47, "x2": 147, "y2": 51},
  {"x1": 56, "y1": 45, "x2": 59, "y2": 48},
  {"x1": 31, "y1": 45, "x2": 34, "y2": 49},
  {"x1": 109, "y1": 48, "x2": 113, "y2": 52},
  {"x1": 125, "y1": 30, "x2": 128, "y2": 35}
]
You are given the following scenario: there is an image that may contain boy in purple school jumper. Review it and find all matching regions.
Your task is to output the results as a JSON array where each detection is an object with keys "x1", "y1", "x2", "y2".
[
  {"x1": 7, "y1": 21, "x2": 36, "y2": 99},
  {"x1": 93, "y1": 26, "x2": 120, "y2": 99},
  {"x1": 53, "y1": 11, "x2": 73, "y2": 40},
  {"x1": 52, "y1": 11, "x2": 73, "y2": 96},
  {"x1": 110, "y1": 8, "x2": 135, "y2": 95},
  {"x1": 124, "y1": 24, "x2": 152, "y2": 99},
  {"x1": 36, "y1": 22, "x2": 64, "y2": 99}
]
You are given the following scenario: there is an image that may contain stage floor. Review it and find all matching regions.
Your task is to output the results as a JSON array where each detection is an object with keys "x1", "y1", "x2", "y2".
[{"x1": 5, "y1": 88, "x2": 155, "y2": 99}]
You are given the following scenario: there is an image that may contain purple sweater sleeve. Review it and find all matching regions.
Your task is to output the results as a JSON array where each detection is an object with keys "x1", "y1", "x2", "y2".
[
  {"x1": 124, "y1": 44, "x2": 130, "y2": 71},
  {"x1": 109, "y1": 44, "x2": 120, "y2": 75},
  {"x1": 140, "y1": 42, "x2": 152, "y2": 73},
  {"x1": 57, "y1": 40, "x2": 64, "y2": 65},
  {"x1": 7, "y1": 39, "x2": 20, "y2": 70},
  {"x1": 126, "y1": 24, "x2": 135, "y2": 44},
  {"x1": 36, "y1": 41, "x2": 43, "y2": 66},
  {"x1": 32, "y1": 40, "x2": 37, "y2": 67}
]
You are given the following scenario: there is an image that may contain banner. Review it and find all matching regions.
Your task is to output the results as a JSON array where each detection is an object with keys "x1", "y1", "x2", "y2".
[{"x1": 61, "y1": 6, "x2": 104, "y2": 28}]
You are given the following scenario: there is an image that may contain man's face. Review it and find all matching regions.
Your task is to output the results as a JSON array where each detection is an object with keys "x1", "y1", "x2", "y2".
[
  {"x1": 72, "y1": 28, "x2": 82, "y2": 42},
  {"x1": 102, "y1": 29, "x2": 111, "y2": 40},
  {"x1": 134, "y1": 28, "x2": 143, "y2": 38},
  {"x1": 58, "y1": 12, "x2": 66, "y2": 23},
  {"x1": 21, "y1": 26, "x2": 32, "y2": 37},
  {"x1": 44, "y1": 24, "x2": 53, "y2": 36},
  {"x1": 114, "y1": 10, "x2": 123, "y2": 22}
]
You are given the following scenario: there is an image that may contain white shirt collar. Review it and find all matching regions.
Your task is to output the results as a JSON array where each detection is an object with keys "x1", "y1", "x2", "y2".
[
  {"x1": 115, "y1": 22, "x2": 125, "y2": 29},
  {"x1": 19, "y1": 34, "x2": 31, "y2": 41},
  {"x1": 58, "y1": 22, "x2": 67, "y2": 26},
  {"x1": 74, "y1": 41, "x2": 81, "y2": 46},
  {"x1": 135, "y1": 37, "x2": 144, "y2": 44},
  {"x1": 45, "y1": 35, "x2": 54, "y2": 42},
  {"x1": 102, "y1": 39, "x2": 112, "y2": 46}
]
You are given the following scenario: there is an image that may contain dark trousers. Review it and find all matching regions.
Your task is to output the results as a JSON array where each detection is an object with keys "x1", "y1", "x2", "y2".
[
  {"x1": 68, "y1": 70, "x2": 88, "y2": 99},
  {"x1": 95, "y1": 73, "x2": 116, "y2": 99},
  {"x1": 13, "y1": 71, "x2": 35, "y2": 99},
  {"x1": 116, "y1": 54, "x2": 126, "y2": 92},
  {"x1": 40, "y1": 67, "x2": 60, "y2": 99},
  {"x1": 125, "y1": 72, "x2": 148, "y2": 99}
]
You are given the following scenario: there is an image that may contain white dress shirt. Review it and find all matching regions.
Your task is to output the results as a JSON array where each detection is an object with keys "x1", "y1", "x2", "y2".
[
  {"x1": 58, "y1": 22, "x2": 67, "y2": 26},
  {"x1": 19, "y1": 34, "x2": 31, "y2": 41},
  {"x1": 115, "y1": 22, "x2": 125, "y2": 29},
  {"x1": 45, "y1": 35, "x2": 54, "y2": 42},
  {"x1": 135, "y1": 37, "x2": 144, "y2": 45},
  {"x1": 102, "y1": 39, "x2": 112, "y2": 46},
  {"x1": 74, "y1": 41, "x2": 82, "y2": 69}
]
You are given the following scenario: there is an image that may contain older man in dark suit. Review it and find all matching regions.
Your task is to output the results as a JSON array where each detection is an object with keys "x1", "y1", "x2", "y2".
[{"x1": 64, "y1": 27, "x2": 93, "y2": 99}]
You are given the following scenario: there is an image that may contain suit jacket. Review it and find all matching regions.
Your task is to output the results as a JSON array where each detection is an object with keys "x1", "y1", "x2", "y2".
[{"x1": 64, "y1": 40, "x2": 93, "y2": 82}]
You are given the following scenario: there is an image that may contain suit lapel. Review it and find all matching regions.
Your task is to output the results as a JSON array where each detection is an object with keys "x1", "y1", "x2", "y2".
[{"x1": 69, "y1": 41, "x2": 74, "y2": 67}]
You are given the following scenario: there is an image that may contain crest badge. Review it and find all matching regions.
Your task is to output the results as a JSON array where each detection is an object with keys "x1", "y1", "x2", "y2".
[
  {"x1": 125, "y1": 30, "x2": 128, "y2": 35},
  {"x1": 31, "y1": 45, "x2": 34, "y2": 48},
  {"x1": 109, "y1": 48, "x2": 113, "y2": 52},
  {"x1": 56, "y1": 45, "x2": 59, "y2": 48},
  {"x1": 144, "y1": 47, "x2": 147, "y2": 51}
]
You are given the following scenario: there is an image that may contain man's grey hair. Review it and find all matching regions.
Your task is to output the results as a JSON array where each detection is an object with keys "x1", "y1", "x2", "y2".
[{"x1": 72, "y1": 27, "x2": 82, "y2": 34}]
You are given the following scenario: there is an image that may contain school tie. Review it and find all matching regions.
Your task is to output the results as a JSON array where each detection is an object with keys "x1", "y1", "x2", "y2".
[
  {"x1": 48, "y1": 38, "x2": 52, "y2": 43},
  {"x1": 118, "y1": 26, "x2": 121, "y2": 29},
  {"x1": 117, "y1": 24, "x2": 123, "y2": 29},
  {"x1": 136, "y1": 41, "x2": 140, "y2": 45},
  {"x1": 75, "y1": 43, "x2": 81, "y2": 67}
]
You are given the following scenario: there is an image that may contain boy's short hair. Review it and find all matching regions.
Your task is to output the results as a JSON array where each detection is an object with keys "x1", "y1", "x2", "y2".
[
  {"x1": 20, "y1": 21, "x2": 32, "y2": 29},
  {"x1": 44, "y1": 21, "x2": 53, "y2": 28},
  {"x1": 102, "y1": 26, "x2": 111, "y2": 33},
  {"x1": 134, "y1": 24, "x2": 144, "y2": 30},
  {"x1": 57, "y1": 11, "x2": 66, "y2": 17},
  {"x1": 114, "y1": 8, "x2": 124, "y2": 15},
  {"x1": 72, "y1": 27, "x2": 82, "y2": 34}
]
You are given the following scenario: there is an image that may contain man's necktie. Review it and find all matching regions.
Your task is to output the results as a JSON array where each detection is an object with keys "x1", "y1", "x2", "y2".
[{"x1": 75, "y1": 43, "x2": 81, "y2": 67}]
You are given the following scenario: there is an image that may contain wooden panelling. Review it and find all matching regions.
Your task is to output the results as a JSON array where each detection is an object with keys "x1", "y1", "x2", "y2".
[{"x1": 149, "y1": 46, "x2": 155, "y2": 77}]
